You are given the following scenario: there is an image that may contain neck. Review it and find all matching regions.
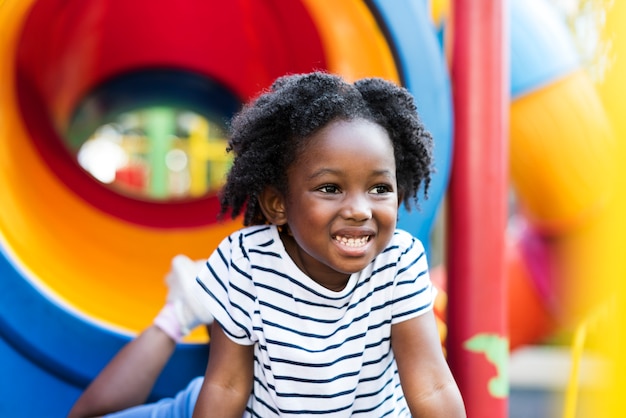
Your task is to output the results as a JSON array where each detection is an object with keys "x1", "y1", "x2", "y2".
[{"x1": 278, "y1": 229, "x2": 350, "y2": 292}]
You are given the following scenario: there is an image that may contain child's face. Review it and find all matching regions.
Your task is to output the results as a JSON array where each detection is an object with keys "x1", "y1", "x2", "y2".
[{"x1": 282, "y1": 118, "x2": 399, "y2": 287}]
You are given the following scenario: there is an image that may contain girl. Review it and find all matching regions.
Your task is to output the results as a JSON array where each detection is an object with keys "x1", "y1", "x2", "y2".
[{"x1": 192, "y1": 72, "x2": 465, "y2": 417}]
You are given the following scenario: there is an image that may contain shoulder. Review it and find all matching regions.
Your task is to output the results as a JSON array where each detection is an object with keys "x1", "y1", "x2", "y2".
[
  {"x1": 223, "y1": 224, "x2": 275, "y2": 242},
  {"x1": 220, "y1": 225, "x2": 278, "y2": 252},
  {"x1": 367, "y1": 229, "x2": 427, "y2": 276},
  {"x1": 386, "y1": 229, "x2": 426, "y2": 257},
  {"x1": 211, "y1": 225, "x2": 285, "y2": 272}
]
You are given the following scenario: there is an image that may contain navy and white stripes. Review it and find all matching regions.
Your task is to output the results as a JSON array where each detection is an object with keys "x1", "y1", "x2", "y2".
[{"x1": 195, "y1": 225, "x2": 434, "y2": 417}]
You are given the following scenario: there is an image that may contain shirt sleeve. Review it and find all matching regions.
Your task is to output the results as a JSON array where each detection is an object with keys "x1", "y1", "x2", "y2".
[
  {"x1": 195, "y1": 232, "x2": 257, "y2": 345},
  {"x1": 390, "y1": 232, "x2": 437, "y2": 324}
]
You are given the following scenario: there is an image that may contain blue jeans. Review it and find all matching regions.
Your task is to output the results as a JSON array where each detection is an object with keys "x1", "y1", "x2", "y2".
[{"x1": 105, "y1": 377, "x2": 203, "y2": 418}]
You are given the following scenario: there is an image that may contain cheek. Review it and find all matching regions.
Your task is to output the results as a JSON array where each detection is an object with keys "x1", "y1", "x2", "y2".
[
  {"x1": 286, "y1": 199, "x2": 329, "y2": 231},
  {"x1": 381, "y1": 200, "x2": 400, "y2": 221},
  {"x1": 382, "y1": 205, "x2": 400, "y2": 233}
]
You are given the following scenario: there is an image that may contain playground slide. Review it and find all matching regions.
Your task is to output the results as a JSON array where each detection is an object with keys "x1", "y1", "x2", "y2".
[{"x1": 0, "y1": 1, "x2": 451, "y2": 415}]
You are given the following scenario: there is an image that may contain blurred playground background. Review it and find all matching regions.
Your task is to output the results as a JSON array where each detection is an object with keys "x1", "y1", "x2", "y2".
[{"x1": 1, "y1": 0, "x2": 625, "y2": 417}]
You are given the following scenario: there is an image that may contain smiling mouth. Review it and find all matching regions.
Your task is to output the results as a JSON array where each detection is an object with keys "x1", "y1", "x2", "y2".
[{"x1": 333, "y1": 235, "x2": 371, "y2": 248}]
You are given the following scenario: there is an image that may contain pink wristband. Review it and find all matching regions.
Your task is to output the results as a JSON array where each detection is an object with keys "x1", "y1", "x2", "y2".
[{"x1": 153, "y1": 302, "x2": 183, "y2": 342}]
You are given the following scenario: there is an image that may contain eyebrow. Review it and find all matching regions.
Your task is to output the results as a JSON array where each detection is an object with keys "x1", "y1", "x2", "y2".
[{"x1": 307, "y1": 168, "x2": 395, "y2": 181}]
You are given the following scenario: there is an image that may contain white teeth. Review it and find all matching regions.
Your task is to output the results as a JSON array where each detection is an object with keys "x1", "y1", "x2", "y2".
[{"x1": 335, "y1": 235, "x2": 369, "y2": 247}]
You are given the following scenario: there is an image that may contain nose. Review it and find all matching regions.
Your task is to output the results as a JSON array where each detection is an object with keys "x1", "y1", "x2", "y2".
[{"x1": 341, "y1": 193, "x2": 372, "y2": 222}]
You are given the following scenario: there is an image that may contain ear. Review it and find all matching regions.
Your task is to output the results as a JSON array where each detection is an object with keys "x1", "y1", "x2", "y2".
[{"x1": 258, "y1": 186, "x2": 288, "y2": 225}]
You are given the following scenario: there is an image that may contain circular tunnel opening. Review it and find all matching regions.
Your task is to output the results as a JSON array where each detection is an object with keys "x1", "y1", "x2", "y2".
[{"x1": 66, "y1": 68, "x2": 239, "y2": 202}]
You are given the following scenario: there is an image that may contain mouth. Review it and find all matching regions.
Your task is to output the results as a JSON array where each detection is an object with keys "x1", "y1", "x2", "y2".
[{"x1": 333, "y1": 234, "x2": 371, "y2": 248}]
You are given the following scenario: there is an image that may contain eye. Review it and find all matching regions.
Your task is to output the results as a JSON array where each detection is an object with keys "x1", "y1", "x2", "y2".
[
  {"x1": 317, "y1": 184, "x2": 341, "y2": 194},
  {"x1": 370, "y1": 184, "x2": 393, "y2": 194}
]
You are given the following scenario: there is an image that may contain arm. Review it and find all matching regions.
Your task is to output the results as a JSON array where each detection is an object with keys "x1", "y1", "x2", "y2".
[
  {"x1": 193, "y1": 321, "x2": 254, "y2": 418},
  {"x1": 68, "y1": 254, "x2": 211, "y2": 418},
  {"x1": 67, "y1": 325, "x2": 176, "y2": 418},
  {"x1": 392, "y1": 310, "x2": 466, "y2": 417}
]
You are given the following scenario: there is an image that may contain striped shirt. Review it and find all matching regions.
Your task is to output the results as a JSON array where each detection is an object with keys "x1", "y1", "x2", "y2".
[{"x1": 195, "y1": 225, "x2": 435, "y2": 417}]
